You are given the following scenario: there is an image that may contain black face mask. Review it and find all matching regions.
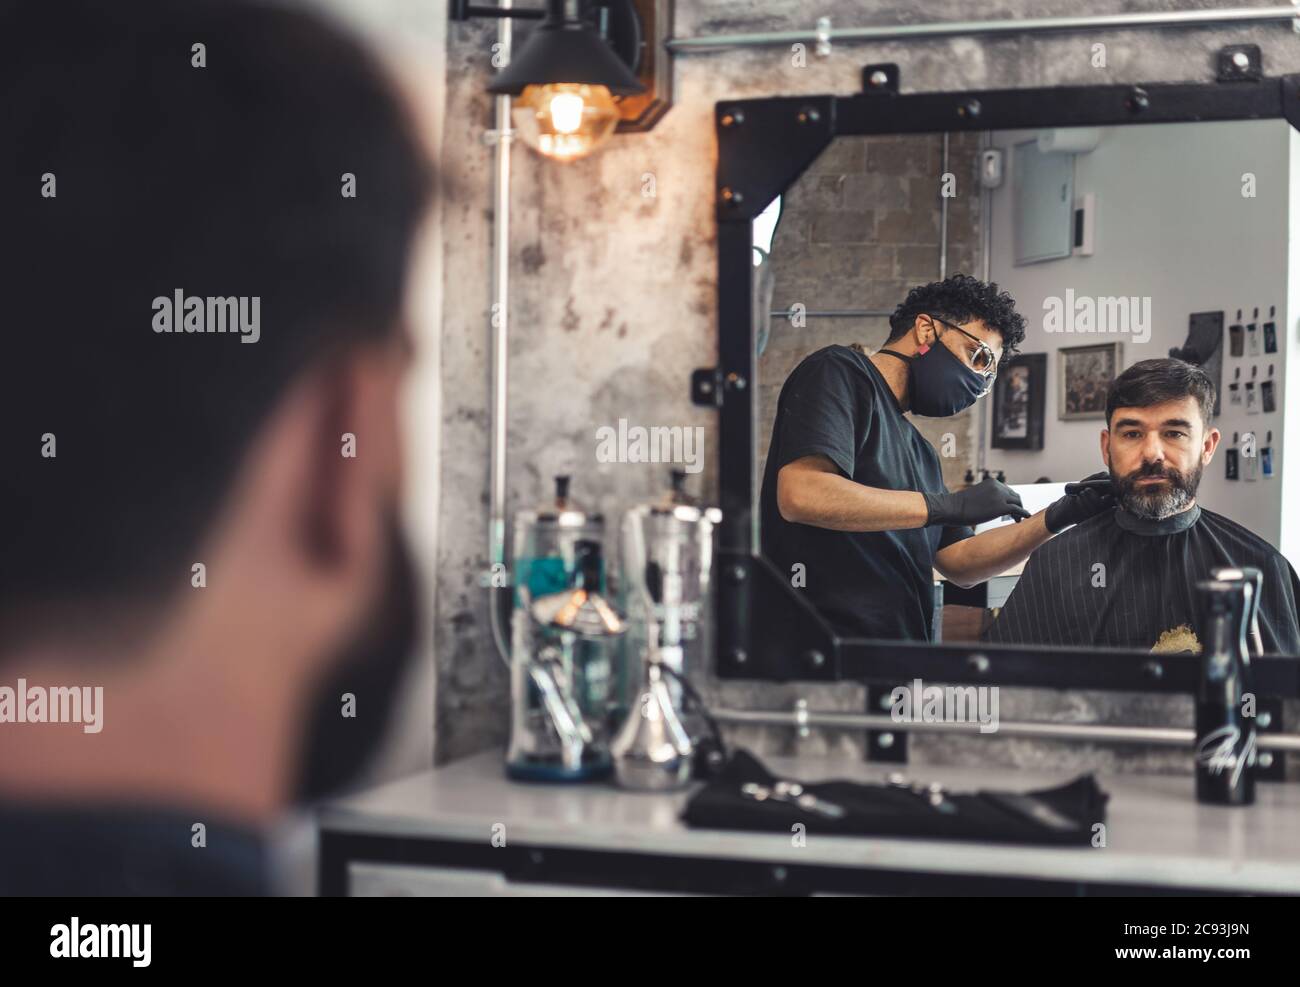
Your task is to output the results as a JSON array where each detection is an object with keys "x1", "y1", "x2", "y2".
[
  {"x1": 292, "y1": 516, "x2": 420, "y2": 803},
  {"x1": 881, "y1": 340, "x2": 988, "y2": 418}
]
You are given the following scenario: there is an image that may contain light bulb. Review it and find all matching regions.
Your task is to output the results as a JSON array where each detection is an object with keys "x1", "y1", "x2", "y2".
[
  {"x1": 512, "y1": 83, "x2": 621, "y2": 162},
  {"x1": 548, "y1": 91, "x2": 585, "y2": 134}
]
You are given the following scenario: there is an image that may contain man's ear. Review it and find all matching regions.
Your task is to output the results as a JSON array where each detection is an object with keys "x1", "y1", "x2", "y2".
[
  {"x1": 299, "y1": 359, "x2": 378, "y2": 573},
  {"x1": 913, "y1": 314, "x2": 938, "y2": 349},
  {"x1": 1202, "y1": 425, "x2": 1222, "y2": 464},
  {"x1": 1099, "y1": 428, "x2": 1111, "y2": 470}
]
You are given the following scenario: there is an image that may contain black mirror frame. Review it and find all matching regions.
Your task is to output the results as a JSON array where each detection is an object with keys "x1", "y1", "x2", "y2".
[{"x1": 699, "y1": 67, "x2": 1300, "y2": 701}]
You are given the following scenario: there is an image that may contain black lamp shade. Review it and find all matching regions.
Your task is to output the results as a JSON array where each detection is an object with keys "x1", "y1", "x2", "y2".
[{"x1": 486, "y1": 16, "x2": 645, "y2": 96}]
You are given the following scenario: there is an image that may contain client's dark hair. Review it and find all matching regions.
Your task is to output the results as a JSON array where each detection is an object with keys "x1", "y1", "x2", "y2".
[
  {"x1": 886, "y1": 274, "x2": 1026, "y2": 364},
  {"x1": 1105, "y1": 359, "x2": 1217, "y2": 426},
  {"x1": 0, "y1": 0, "x2": 434, "y2": 614}
]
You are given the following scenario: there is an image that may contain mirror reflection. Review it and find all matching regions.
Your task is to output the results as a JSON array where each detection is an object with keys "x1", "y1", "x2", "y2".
[{"x1": 757, "y1": 120, "x2": 1300, "y2": 655}]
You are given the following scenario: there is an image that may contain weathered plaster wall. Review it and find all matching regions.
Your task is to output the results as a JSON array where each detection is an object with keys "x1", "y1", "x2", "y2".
[{"x1": 435, "y1": 1, "x2": 1300, "y2": 775}]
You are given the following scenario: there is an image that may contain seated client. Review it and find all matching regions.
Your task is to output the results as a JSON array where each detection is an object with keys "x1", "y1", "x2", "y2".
[{"x1": 984, "y1": 358, "x2": 1300, "y2": 653}]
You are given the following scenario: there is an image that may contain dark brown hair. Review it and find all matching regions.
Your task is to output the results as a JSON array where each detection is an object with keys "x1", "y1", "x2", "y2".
[
  {"x1": 1105, "y1": 358, "x2": 1217, "y2": 426},
  {"x1": 0, "y1": 0, "x2": 434, "y2": 610}
]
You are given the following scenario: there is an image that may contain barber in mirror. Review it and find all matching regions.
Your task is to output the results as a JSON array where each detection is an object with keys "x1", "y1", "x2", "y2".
[{"x1": 760, "y1": 275, "x2": 1114, "y2": 642}]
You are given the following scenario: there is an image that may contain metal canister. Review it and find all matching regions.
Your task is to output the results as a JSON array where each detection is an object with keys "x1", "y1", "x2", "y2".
[{"x1": 506, "y1": 476, "x2": 616, "y2": 781}]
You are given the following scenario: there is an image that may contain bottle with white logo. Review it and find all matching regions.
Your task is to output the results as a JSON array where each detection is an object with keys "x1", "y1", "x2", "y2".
[{"x1": 1194, "y1": 579, "x2": 1256, "y2": 806}]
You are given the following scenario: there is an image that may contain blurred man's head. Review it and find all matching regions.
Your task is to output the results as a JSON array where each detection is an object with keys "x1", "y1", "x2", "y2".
[
  {"x1": 0, "y1": 0, "x2": 434, "y2": 816},
  {"x1": 1101, "y1": 359, "x2": 1220, "y2": 521}
]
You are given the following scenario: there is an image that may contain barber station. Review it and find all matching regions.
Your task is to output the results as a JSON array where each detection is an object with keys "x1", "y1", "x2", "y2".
[
  {"x1": 320, "y1": 11, "x2": 1300, "y2": 903},
  {"x1": 20, "y1": 0, "x2": 1300, "y2": 927}
]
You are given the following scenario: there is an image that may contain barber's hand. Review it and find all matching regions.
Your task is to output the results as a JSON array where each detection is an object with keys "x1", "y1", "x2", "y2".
[
  {"x1": 1044, "y1": 471, "x2": 1116, "y2": 534},
  {"x1": 924, "y1": 477, "x2": 1030, "y2": 527}
]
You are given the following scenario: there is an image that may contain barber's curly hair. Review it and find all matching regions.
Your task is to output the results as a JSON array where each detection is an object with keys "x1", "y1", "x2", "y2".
[{"x1": 886, "y1": 274, "x2": 1026, "y2": 366}]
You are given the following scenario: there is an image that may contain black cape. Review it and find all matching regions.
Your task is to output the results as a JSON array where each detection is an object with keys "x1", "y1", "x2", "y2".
[{"x1": 983, "y1": 504, "x2": 1300, "y2": 654}]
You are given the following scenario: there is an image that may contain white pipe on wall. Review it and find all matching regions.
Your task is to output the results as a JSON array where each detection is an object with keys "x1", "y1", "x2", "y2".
[
  {"x1": 488, "y1": 2, "x2": 514, "y2": 666},
  {"x1": 666, "y1": 7, "x2": 1300, "y2": 52}
]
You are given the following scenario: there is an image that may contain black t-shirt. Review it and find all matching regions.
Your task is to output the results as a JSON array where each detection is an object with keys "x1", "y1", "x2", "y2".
[
  {"x1": 760, "y1": 344, "x2": 972, "y2": 641},
  {"x1": 984, "y1": 504, "x2": 1300, "y2": 654}
]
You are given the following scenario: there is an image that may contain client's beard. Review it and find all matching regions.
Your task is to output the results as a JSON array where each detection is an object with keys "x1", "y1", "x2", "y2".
[
  {"x1": 292, "y1": 514, "x2": 420, "y2": 802},
  {"x1": 1111, "y1": 459, "x2": 1202, "y2": 521}
]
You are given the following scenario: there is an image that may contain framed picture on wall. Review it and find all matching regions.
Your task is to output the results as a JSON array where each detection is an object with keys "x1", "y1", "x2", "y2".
[
  {"x1": 991, "y1": 353, "x2": 1046, "y2": 450},
  {"x1": 1058, "y1": 342, "x2": 1123, "y2": 420}
]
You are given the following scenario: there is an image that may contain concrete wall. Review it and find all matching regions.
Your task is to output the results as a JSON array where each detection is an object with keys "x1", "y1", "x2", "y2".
[{"x1": 424, "y1": 1, "x2": 1300, "y2": 775}]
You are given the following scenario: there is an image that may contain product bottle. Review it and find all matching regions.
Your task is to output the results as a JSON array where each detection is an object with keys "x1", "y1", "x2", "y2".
[
  {"x1": 1194, "y1": 579, "x2": 1256, "y2": 806},
  {"x1": 1243, "y1": 432, "x2": 1258, "y2": 482}
]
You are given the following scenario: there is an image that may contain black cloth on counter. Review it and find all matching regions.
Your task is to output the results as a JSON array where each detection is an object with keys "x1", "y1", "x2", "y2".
[
  {"x1": 760, "y1": 345, "x2": 972, "y2": 644},
  {"x1": 682, "y1": 749, "x2": 1107, "y2": 846},
  {"x1": 983, "y1": 504, "x2": 1300, "y2": 654}
]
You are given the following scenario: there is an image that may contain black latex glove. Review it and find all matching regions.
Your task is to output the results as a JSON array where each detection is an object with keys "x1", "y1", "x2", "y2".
[
  {"x1": 923, "y1": 477, "x2": 1030, "y2": 527},
  {"x1": 1044, "y1": 471, "x2": 1116, "y2": 534}
]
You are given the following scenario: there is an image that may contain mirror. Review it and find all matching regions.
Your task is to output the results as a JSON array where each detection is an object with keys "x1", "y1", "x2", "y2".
[{"x1": 756, "y1": 119, "x2": 1300, "y2": 657}]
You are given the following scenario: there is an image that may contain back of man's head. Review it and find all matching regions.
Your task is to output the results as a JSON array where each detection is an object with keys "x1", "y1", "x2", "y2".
[{"x1": 0, "y1": 0, "x2": 432, "y2": 633}]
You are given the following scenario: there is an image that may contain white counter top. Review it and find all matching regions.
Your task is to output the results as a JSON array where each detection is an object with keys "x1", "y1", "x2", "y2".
[{"x1": 319, "y1": 750, "x2": 1300, "y2": 894}]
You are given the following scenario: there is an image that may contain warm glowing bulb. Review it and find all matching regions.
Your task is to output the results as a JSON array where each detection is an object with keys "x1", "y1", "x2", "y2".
[
  {"x1": 512, "y1": 83, "x2": 621, "y2": 162},
  {"x1": 548, "y1": 91, "x2": 585, "y2": 134}
]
